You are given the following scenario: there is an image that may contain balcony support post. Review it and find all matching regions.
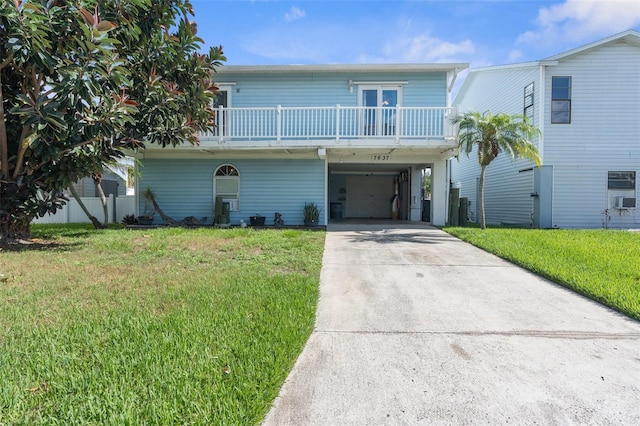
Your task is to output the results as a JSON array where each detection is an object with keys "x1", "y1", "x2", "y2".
[
  {"x1": 395, "y1": 107, "x2": 401, "y2": 144},
  {"x1": 335, "y1": 104, "x2": 341, "y2": 143},
  {"x1": 218, "y1": 105, "x2": 224, "y2": 144},
  {"x1": 276, "y1": 105, "x2": 282, "y2": 144}
]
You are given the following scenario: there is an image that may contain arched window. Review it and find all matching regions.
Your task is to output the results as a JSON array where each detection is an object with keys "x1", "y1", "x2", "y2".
[{"x1": 213, "y1": 164, "x2": 240, "y2": 211}]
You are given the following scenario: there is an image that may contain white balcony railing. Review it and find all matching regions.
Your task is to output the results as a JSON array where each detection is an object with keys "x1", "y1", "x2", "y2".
[{"x1": 203, "y1": 105, "x2": 457, "y2": 146}]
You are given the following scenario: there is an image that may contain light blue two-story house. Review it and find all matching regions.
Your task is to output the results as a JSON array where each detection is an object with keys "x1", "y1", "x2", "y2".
[
  {"x1": 136, "y1": 62, "x2": 467, "y2": 226},
  {"x1": 452, "y1": 30, "x2": 639, "y2": 229}
]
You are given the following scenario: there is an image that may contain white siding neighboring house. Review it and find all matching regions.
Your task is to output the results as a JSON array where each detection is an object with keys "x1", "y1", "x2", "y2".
[{"x1": 453, "y1": 30, "x2": 640, "y2": 229}]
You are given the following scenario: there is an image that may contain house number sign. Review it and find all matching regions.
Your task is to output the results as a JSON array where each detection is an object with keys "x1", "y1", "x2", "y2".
[{"x1": 372, "y1": 154, "x2": 391, "y2": 161}]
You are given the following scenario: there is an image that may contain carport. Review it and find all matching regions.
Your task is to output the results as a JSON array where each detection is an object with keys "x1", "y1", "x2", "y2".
[{"x1": 327, "y1": 162, "x2": 439, "y2": 223}]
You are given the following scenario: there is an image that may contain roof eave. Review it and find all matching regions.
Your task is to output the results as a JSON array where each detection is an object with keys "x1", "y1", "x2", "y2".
[
  {"x1": 215, "y1": 63, "x2": 470, "y2": 75},
  {"x1": 542, "y1": 29, "x2": 640, "y2": 61}
]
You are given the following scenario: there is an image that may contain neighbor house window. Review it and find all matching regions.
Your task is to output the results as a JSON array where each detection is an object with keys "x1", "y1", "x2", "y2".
[
  {"x1": 551, "y1": 76, "x2": 571, "y2": 124},
  {"x1": 523, "y1": 82, "x2": 534, "y2": 121},
  {"x1": 608, "y1": 171, "x2": 636, "y2": 190},
  {"x1": 214, "y1": 164, "x2": 239, "y2": 211}
]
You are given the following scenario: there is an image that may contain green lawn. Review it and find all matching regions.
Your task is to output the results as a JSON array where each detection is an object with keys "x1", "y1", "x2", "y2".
[
  {"x1": 444, "y1": 227, "x2": 640, "y2": 321},
  {"x1": 0, "y1": 224, "x2": 325, "y2": 425}
]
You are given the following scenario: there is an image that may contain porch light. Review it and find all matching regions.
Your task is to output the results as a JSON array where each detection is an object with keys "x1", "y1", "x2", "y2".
[{"x1": 348, "y1": 80, "x2": 353, "y2": 93}]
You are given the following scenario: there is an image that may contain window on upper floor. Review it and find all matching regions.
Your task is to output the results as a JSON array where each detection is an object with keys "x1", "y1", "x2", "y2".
[
  {"x1": 523, "y1": 82, "x2": 534, "y2": 122},
  {"x1": 551, "y1": 76, "x2": 571, "y2": 124},
  {"x1": 214, "y1": 164, "x2": 240, "y2": 211},
  {"x1": 212, "y1": 87, "x2": 231, "y2": 136},
  {"x1": 359, "y1": 85, "x2": 402, "y2": 136}
]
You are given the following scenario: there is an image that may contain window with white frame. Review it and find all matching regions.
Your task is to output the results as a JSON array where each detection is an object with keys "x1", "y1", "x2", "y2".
[
  {"x1": 523, "y1": 82, "x2": 534, "y2": 121},
  {"x1": 211, "y1": 87, "x2": 231, "y2": 137},
  {"x1": 213, "y1": 164, "x2": 239, "y2": 211},
  {"x1": 607, "y1": 171, "x2": 636, "y2": 209},
  {"x1": 358, "y1": 85, "x2": 402, "y2": 136},
  {"x1": 551, "y1": 76, "x2": 571, "y2": 124},
  {"x1": 608, "y1": 171, "x2": 635, "y2": 190}
]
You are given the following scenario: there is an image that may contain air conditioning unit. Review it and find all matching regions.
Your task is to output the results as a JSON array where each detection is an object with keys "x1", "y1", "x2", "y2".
[
  {"x1": 615, "y1": 196, "x2": 637, "y2": 209},
  {"x1": 222, "y1": 198, "x2": 238, "y2": 211}
]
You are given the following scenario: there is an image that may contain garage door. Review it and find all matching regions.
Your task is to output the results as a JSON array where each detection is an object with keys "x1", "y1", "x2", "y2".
[{"x1": 346, "y1": 175, "x2": 394, "y2": 218}]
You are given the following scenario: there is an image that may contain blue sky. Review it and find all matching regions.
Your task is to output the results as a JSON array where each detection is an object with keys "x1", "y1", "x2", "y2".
[{"x1": 191, "y1": 0, "x2": 640, "y2": 70}]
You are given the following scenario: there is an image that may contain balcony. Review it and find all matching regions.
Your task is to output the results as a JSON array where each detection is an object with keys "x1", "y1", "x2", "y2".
[{"x1": 199, "y1": 105, "x2": 457, "y2": 149}]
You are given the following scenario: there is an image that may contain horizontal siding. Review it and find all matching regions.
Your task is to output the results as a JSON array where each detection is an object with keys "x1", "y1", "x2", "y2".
[
  {"x1": 402, "y1": 73, "x2": 447, "y2": 107},
  {"x1": 221, "y1": 71, "x2": 447, "y2": 108},
  {"x1": 139, "y1": 159, "x2": 325, "y2": 225},
  {"x1": 452, "y1": 66, "x2": 541, "y2": 225},
  {"x1": 455, "y1": 66, "x2": 541, "y2": 128},
  {"x1": 451, "y1": 147, "x2": 537, "y2": 225},
  {"x1": 544, "y1": 40, "x2": 640, "y2": 169},
  {"x1": 81, "y1": 179, "x2": 94, "y2": 197},
  {"x1": 552, "y1": 166, "x2": 638, "y2": 229},
  {"x1": 453, "y1": 39, "x2": 640, "y2": 228},
  {"x1": 543, "y1": 40, "x2": 640, "y2": 228},
  {"x1": 484, "y1": 167, "x2": 534, "y2": 226}
]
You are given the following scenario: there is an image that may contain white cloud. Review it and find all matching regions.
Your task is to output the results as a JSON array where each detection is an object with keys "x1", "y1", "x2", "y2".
[
  {"x1": 378, "y1": 34, "x2": 475, "y2": 63},
  {"x1": 242, "y1": 15, "x2": 474, "y2": 65},
  {"x1": 506, "y1": 49, "x2": 524, "y2": 63},
  {"x1": 517, "y1": 0, "x2": 640, "y2": 46},
  {"x1": 242, "y1": 27, "x2": 330, "y2": 62},
  {"x1": 407, "y1": 36, "x2": 475, "y2": 62},
  {"x1": 284, "y1": 6, "x2": 305, "y2": 22}
]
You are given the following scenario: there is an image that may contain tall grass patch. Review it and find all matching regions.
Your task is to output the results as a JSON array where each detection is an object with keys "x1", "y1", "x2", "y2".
[
  {"x1": 0, "y1": 224, "x2": 325, "y2": 424},
  {"x1": 444, "y1": 227, "x2": 640, "y2": 320}
]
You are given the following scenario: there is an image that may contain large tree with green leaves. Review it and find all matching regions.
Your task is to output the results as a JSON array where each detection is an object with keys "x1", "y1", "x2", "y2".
[
  {"x1": 0, "y1": 0, "x2": 224, "y2": 243},
  {"x1": 451, "y1": 111, "x2": 542, "y2": 230}
]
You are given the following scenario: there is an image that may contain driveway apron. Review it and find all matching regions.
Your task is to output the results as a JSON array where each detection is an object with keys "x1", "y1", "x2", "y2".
[{"x1": 263, "y1": 224, "x2": 640, "y2": 425}]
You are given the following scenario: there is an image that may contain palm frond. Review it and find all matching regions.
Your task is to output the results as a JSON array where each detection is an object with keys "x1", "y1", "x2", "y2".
[
  {"x1": 452, "y1": 111, "x2": 541, "y2": 167},
  {"x1": 451, "y1": 110, "x2": 542, "y2": 229}
]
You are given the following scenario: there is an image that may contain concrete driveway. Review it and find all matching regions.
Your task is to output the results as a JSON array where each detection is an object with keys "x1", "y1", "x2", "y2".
[{"x1": 263, "y1": 223, "x2": 640, "y2": 425}]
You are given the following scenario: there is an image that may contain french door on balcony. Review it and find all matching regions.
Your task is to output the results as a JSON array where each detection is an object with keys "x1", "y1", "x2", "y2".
[
  {"x1": 213, "y1": 87, "x2": 231, "y2": 137},
  {"x1": 360, "y1": 86, "x2": 401, "y2": 136}
]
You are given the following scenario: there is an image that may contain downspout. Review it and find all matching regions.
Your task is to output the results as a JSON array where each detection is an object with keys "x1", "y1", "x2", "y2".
[
  {"x1": 538, "y1": 63, "x2": 549, "y2": 228},
  {"x1": 319, "y1": 148, "x2": 328, "y2": 225},
  {"x1": 446, "y1": 158, "x2": 451, "y2": 225},
  {"x1": 324, "y1": 158, "x2": 328, "y2": 225},
  {"x1": 445, "y1": 67, "x2": 460, "y2": 225},
  {"x1": 538, "y1": 64, "x2": 545, "y2": 161}
]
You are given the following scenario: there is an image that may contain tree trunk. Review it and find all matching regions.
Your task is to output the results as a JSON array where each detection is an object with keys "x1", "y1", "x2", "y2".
[
  {"x1": 69, "y1": 185, "x2": 105, "y2": 230},
  {"x1": 148, "y1": 192, "x2": 178, "y2": 226},
  {"x1": 94, "y1": 181, "x2": 109, "y2": 226},
  {"x1": 4, "y1": 217, "x2": 31, "y2": 239},
  {"x1": 0, "y1": 213, "x2": 33, "y2": 245},
  {"x1": 0, "y1": 80, "x2": 10, "y2": 178},
  {"x1": 479, "y1": 165, "x2": 486, "y2": 230},
  {"x1": 0, "y1": 182, "x2": 33, "y2": 245}
]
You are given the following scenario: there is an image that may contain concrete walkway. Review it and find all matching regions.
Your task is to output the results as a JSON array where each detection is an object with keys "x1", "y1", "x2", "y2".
[{"x1": 263, "y1": 224, "x2": 640, "y2": 425}]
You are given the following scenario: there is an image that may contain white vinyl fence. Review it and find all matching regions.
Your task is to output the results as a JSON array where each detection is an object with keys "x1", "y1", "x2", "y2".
[{"x1": 32, "y1": 195, "x2": 136, "y2": 225}]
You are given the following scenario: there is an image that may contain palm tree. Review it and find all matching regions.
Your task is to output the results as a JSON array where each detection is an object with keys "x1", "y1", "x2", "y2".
[{"x1": 451, "y1": 111, "x2": 542, "y2": 230}]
